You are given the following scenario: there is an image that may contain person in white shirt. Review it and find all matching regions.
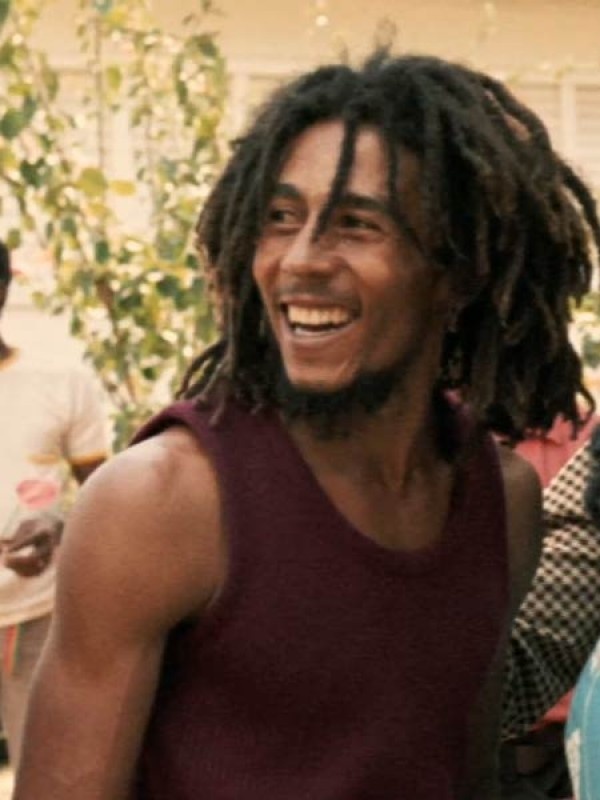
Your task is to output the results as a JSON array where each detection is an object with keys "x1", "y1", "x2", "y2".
[{"x1": 0, "y1": 241, "x2": 108, "y2": 766}]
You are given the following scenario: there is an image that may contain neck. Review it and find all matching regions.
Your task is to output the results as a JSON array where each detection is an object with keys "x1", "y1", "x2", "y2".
[{"x1": 288, "y1": 383, "x2": 450, "y2": 493}]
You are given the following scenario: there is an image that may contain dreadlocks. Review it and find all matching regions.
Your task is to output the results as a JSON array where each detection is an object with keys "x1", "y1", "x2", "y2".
[{"x1": 179, "y1": 51, "x2": 600, "y2": 440}]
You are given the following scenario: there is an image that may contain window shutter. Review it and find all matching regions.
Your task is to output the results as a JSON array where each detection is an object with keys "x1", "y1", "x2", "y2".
[{"x1": 511, "y1": 81, "x2": 564, "y2": 150}]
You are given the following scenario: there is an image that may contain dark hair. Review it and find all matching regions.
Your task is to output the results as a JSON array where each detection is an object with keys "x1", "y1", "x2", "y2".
[
  {"x1": 179, "y1": 51, "x2": 599, "y2": 440},
  {"x1": 0, "y1": 241, "x2": 11, "y2": 286}
]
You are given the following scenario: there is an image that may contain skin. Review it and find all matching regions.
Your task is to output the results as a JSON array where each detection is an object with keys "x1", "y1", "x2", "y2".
[
  {"x1": 13, "y1": 122, "x2": 542, "y2": 800},
  {"x1": 255, "y1": 123, "x2": 446, "y2": 400}
]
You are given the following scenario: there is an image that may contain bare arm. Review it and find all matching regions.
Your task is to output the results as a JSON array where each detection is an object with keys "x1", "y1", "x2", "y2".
[
  {"x1": 462, "y1": 446, "x2": 543, "y2": 799},
  {"x1": 503, "y1": 442, "x2": 600, "y2": 737},
  {"x1": 13, "y1": 428, "x2": 224, "y2": 800}
]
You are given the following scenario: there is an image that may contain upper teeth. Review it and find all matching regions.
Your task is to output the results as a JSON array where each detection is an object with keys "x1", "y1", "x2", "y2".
[{"x1": 286, "y1": 305, "x2": 352, "y2": 327}]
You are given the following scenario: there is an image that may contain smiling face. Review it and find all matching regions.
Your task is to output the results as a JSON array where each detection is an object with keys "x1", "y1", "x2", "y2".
[{"x1": 252, "y1": 120, "x2": 454, "y2": 402}]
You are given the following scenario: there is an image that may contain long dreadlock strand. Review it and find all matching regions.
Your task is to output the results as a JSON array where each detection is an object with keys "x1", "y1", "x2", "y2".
[{"x1": 314, "y1": 113, "x2": 359, "y2": 238}]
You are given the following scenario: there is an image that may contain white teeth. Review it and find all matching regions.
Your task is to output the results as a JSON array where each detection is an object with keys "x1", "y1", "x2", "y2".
[{"x1": 286, "y1": 304, "x2": 352, "y2": 328}]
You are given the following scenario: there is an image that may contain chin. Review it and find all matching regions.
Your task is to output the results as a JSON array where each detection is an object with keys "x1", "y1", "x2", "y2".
[{"x1": 274, "y1": 362, "x2": 401, "y2": 428}]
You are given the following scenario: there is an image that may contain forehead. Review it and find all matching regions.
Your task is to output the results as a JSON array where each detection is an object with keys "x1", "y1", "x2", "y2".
[{"x1": 276, "y1": 120, "x2": 421, "y2": 203}]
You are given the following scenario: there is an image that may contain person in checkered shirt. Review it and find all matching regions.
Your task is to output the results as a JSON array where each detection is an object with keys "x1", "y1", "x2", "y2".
[{"x1": 504, "y1": 429, "x2": 600, "y2": 736}]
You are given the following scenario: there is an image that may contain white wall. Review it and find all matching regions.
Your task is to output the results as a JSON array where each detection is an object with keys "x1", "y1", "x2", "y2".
[{"x1": 36, "y1": 0, "x2": 600, "y2": 74}]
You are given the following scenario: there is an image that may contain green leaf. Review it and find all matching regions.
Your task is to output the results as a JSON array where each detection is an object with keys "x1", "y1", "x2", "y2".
[
  {"x1": 94, "y1": 0, "x2": 113, "y2": 13},
  {"x1": 30, "y1": 290, "x2": 48, "y2": 309},
  {"x1": 19, "y1": 158, "x2": 46, "y2": 187},
  {"x1": 95, "y1": 239, "x2": 110, "y2": 264},
  {"x1": 71, "y1": 314, "x2": 83, "y2": 336},
  {"x1": 78, "y1": 270, "x2": 96, "y2": 295},
  {"x1": 23, "y1": 214, "x2": 35, "y2": 231},
  {"x1": 5, "y1": 228, "x2": 20, "y2": 249},
  {"x1": 0, "y1": 42, "x2": 15, "y2": 66},
  {"x1": 189, "y1": 34, "x2": 218, "y2": 59},
  {"x1": 105, "y1": 65, "x2": 122, "y2": 92},
  {"x1": 116, "y1": 292, "x2": 142, "y2": 313},
  {"x1": 0, "y1": 0, "x2": 10, "y2": 31},
  {"x1": 0, "y1": 109, "x2": 26, "y2": 139},
  {"x1": 173, "y1": 287, "x2": 191, "y2": 311},
  {"x1": 0, "y1": 146, "x2": 17, "y2": 170},
  {"x1": 61, "y1": 216, "x2": 78, "y2": 237},
  {"x1": 109, "y1": 179, "x2": 136, "y2": 196},
  {"x1": 21, "y1": 94, "x2": 37, "y2": 124},
  {"x1": 155, "y1": 275, "x2": 180, "y2": 297},
  {"x1": 78, "y1": 167, "x2": 108, "y2": 197},
  {"x1": 175, "y1": 78, "x2": 188, "y2": 106},
  {"x1": 0, "y1": 95, "x2": 38, "y2": 139}
]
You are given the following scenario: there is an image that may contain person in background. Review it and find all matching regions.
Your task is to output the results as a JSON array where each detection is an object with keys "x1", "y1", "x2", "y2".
[
  {"x1": 504, "y1": 432, "x2": 600, "y2": 742},
  {"x1": 563, "y1": 424, "x2": 600, "y2": 800},
  {"x1": 501, "y1": 413, "x2": 598, "y2": 798},
  {"x1": 0, "y1": 240, "x2": 108, "y2": 767},
  {"x1": 14, "y1": 52, "x2": 600, "y2": 800}
]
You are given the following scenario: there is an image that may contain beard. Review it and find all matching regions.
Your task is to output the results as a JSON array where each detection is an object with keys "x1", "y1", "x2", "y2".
[{"x1": 268, "y1": 347, "x2": 405, "y2": 438}]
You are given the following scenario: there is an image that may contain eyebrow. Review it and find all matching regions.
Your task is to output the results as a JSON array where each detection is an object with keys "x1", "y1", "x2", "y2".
[
  {"x1": 270, "y1": 182, "x2": 424, "y2": 248},
  {"x1": 271, "y1": 183, "x2": 394, "y2": 219}
]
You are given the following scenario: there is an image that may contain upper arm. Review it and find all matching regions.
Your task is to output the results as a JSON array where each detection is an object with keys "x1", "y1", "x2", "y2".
[
  {"x1": 499, "y1": 446, "x2": 544, "y2": 618},
  {"x1": 462, "y1": 446, "x2": 543, "y2": 799},
  {"x1": 15, "y1": 430, "x2": 224, "y2": 800}
]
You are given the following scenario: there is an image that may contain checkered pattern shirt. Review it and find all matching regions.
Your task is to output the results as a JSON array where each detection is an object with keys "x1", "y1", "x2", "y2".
[{"x1": 502, "y1": 438, "x2": 600, "y2": 738}]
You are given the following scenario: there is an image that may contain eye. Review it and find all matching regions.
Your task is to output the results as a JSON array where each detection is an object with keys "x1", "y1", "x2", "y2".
[
  {"x1": 337, "y1": 213, "x2": 381, "y2": 233},
  {"x1": 264, "y1": 205, "x2": 299, "y2": 229}
]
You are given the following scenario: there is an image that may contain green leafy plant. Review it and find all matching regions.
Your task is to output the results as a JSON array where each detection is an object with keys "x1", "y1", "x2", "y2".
[
  {"x1": 0, "y1": 0, "x2": 226, "y2": 446},
  {"x1": 574, "y1": 293, "x2": 600, "y2": 369}
]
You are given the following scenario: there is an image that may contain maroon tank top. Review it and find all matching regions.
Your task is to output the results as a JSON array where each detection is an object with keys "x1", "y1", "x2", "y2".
[{"x1": 133, "y1": 399, "x2": 508, "y2": 799}]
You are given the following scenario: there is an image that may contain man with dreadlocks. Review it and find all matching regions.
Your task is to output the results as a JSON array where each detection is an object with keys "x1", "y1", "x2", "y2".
[{"x1": 14, "y1": 52, "x2": 600, "y2": 800}]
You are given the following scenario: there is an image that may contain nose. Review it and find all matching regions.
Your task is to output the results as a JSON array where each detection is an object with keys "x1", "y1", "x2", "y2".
[{"x1": 280, "y1": 219, "x2": 338, "y2": 277}]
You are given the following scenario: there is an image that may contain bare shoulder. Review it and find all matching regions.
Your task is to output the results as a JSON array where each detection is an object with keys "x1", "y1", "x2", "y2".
[
  {"x1": 496, "y1": 444, "x2": 542, "y2": 502},
  {"x1": 77, "y1": 424, "x2": 219, "y2": 521},
  {"x1": 496, "y1": 444, "x2": 543, "y2": 614},
  {"x1": 59, "y1": 424, "x2": 225, "y2": 631}
]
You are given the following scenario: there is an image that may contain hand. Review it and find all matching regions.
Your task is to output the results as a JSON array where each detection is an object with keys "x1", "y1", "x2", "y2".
[{"x1": 2, "y1": 515, "x2": 64, "y2": 577}]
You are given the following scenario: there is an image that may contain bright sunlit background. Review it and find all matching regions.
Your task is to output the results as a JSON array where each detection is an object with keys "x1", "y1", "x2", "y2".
[{"x1": 3, "y1": 0, "x2": 600, "y2": 404}]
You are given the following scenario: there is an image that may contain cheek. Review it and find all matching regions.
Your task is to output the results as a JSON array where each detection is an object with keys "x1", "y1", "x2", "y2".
[{"x1": 251, "y1": 237, "x2": 282, "y2": 286}]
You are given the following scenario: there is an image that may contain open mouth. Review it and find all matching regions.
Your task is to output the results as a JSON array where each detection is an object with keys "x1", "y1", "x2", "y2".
[{"x1": 281, "y1": 303, "x2": 357, "y2": 337}]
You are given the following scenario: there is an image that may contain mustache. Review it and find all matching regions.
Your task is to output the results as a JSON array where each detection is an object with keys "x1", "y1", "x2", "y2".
[{"x1": 274, "y1": 284, "x2": 358, "y2": 309}]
